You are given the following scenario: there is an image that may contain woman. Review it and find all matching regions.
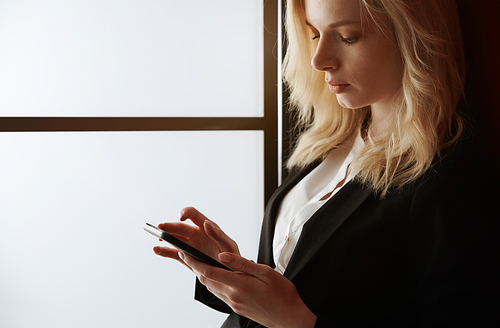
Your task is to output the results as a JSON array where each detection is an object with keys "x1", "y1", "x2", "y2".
[{"x1": 153, "y1": 0, "x2": 500, "y2": 326}]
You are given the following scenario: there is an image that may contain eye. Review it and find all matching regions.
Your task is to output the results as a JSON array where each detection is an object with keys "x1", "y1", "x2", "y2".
[
  {"x1": 312, "y1": 35, "x2": 320, "y2": 40},
  {"x1": 340, "y1": 36, "x2": 358, "y2": 44}
]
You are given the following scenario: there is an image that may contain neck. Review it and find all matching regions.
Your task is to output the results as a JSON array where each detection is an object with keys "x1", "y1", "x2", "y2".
[{"x1": 368, "y1": 103, "x2": 392, "y2": 138}]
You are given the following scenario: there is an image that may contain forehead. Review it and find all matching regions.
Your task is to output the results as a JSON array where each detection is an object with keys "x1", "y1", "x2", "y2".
[{"x1": 304, "y1": 0, "x2": 362, "y2": 26}]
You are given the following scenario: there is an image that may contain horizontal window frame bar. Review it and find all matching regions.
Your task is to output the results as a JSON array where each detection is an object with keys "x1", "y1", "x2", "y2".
[{"x1": 0, "y1": 117, "x2": 265, "y2": 132}]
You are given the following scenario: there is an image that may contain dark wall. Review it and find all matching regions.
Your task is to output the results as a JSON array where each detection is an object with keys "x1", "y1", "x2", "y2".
[{"x1": 457, "y1": 0, "x2": 500, "y2": 167}]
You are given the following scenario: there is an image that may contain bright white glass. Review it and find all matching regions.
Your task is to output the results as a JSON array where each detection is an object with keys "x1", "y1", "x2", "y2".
[
  {"x1": 0, "y1": 0, "x2": 263, "y2": 117},
  {"x1": 0, "y1": 131, "x2": 264, "y2": 328}
]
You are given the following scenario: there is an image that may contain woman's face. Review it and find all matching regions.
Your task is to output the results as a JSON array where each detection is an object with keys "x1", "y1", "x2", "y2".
[{"x1": 305, "y1": 0, "x2": 403, "y2": 116}]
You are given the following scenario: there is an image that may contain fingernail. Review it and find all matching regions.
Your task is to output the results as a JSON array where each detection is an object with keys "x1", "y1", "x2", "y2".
[
  {"x1": 219, "y1": 253, "x2": 231, "y2": 263},
  {"x1": 153, "y1": 247, "x2": 160, "y2": 254},
  {"x1": 178, "y1": 251, "x2": 185, "y2": 261}
]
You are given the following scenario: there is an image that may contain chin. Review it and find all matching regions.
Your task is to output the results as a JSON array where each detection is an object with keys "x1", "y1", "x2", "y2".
[
  {"x1": 336, "y1": 96, "x2": 357, "y2": 109},
  {"x1": 336, "y1": 99, "x2": 366, "y2": 110}
]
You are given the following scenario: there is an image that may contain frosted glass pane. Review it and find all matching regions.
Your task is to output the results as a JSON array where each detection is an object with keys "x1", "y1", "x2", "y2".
[
  {"x1": 0, "y1": 0, "x2": 263, "y2": 117},
  {"x1": 0, "y1": 131, "x2": 264, "y2": 328}
]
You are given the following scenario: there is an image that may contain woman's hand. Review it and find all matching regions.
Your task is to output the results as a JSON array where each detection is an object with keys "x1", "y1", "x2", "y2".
[
  {"x1": 153, "y1": 207, "x2": 240, "y2": 270},
  {"x1": 180, "y1": 251, "x2": 317, "y2": 328}
]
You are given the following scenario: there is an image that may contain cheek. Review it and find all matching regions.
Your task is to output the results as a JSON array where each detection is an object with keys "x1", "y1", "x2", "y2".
[
  {"x1": 349, "y1": 57, "x2": 384, "y2": 91},
  {"x1": 346, "y1": 45, "x2": 386, "y2": 83},
  {"x1": 360, "y1": 49, "x2": 403, "y2": 92},
  {"x1": 378, "y1": 42, "x2": 404, "y2": 82}
]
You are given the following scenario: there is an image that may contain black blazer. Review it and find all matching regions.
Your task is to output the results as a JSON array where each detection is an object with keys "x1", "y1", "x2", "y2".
[{"x1": 196, "y1": 139, "x2": 500, "y2": 327}]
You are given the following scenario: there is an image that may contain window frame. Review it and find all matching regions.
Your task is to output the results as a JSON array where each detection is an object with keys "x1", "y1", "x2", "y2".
[{"x1": 0, "y1": 0, "x2": 279, "y2": 204}]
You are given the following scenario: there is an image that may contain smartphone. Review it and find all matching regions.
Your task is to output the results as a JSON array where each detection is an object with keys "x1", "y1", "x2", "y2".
[{"x1": 144, "y1": 223, "x2": 232, "y2": 271}]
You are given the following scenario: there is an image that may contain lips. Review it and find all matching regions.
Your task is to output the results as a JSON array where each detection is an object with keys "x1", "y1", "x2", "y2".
[{"x1": 326, "y1": 80, "x2": 350, "y2": 94}]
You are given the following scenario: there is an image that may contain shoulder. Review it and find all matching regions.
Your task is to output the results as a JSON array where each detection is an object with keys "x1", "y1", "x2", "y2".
[
  {"x1": 407, "y1": 136, "x2": 500, "y2": 264},
  {"x1": 413, "y1": 137, "x2": 498, "y2": 197}
]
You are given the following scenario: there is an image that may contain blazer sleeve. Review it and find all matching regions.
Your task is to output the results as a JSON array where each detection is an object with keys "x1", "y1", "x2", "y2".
[
  {"x1": 314, "y1": 315, "x2": 337, "y2": 327},
  {"x1": 407, "y1": 142, "x2": 500, "y2": 326}
]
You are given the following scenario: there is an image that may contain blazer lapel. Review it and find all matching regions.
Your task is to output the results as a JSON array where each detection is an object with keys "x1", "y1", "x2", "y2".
[
  {"x1": 283, "y1": 182, "x2": 372, "y2": 280},
  {"x1": 257, "y1": 162, "x2": 320, "y2": 267}
]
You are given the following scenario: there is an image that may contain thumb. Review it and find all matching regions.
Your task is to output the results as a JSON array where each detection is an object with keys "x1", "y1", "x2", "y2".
[{"x1": 218, "y1": 252, "x2": 269, "y2": 281}]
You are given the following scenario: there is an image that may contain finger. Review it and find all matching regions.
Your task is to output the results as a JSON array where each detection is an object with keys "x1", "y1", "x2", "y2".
[
  {"x1": 179, "y1": 252, "x2": 232, "y2": 281},
  {"x1": 183, "y1": 254, "x2": 236, "y2": 298},
  {"x1": 180, "y1": 251, "x2": 212, "y2": 273},
  {"x1": 218, "y1": 253, "x2": 271, "y2": 283},
  {"x1": 198, "y1": 271, "x2": 237, "y2": 298},
  {"x1": 204, "y1": 221, "x2": 240, "y2": 254},
  {"x1": 154, "y1": 247, "x2": 193, "y2": 271},
  {"x1": 178, "y1": 206, "x2": 209, "y2": 227},
  {"x1": 153, "y1": 246, "x2": 181, "y2": 259}
]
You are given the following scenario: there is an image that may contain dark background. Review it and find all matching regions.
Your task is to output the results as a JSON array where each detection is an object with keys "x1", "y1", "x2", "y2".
[{"x1": 457, "y1": 0, "x2": 500, "y2": 168}]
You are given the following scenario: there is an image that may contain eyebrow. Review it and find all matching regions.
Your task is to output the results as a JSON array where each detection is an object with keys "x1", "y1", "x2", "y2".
[{"x1": 305, "y1": 20, "x2": 360, "y2": 29}]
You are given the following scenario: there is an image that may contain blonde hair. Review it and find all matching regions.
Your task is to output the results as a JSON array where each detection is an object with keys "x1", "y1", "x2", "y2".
[{"x1": 284, "y1": 0, "x2": 466, "y2": 196}]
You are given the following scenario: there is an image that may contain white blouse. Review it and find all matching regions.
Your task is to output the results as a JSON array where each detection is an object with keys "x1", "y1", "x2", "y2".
[{"x1": 273, "y1": 134, "x2": 365, "y2": 274}]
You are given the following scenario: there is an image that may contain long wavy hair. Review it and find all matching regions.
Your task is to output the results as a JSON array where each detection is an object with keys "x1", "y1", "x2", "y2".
[{"x1": 284, "y1": 0, "x2": 466, "y2": 196}]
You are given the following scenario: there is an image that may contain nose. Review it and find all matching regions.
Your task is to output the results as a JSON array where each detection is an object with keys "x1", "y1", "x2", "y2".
[{"x1": 311, "y1": 38, "x2": 340, "y2": 72}]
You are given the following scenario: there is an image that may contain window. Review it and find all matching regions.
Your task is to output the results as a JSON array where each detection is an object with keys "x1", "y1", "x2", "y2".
[{"x1": 0, "y1": 1, "x2": 279, "y2": 327}]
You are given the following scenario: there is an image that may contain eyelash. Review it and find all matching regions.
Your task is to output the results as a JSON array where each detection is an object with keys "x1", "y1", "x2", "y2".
[
  {"x1": 311, "y1": 35, "x2": 358, "y2": 45},
  {"x1": 340, "y1": 36, "x2": 358, "y2": 44}
]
